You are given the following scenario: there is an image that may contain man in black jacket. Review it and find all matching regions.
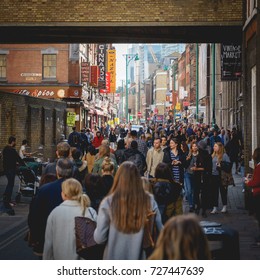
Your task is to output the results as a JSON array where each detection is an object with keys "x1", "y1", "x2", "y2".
[
  {"x1": 2, "y1": 136, "x2": 25, "y2": 210},
  {"x1": 123, "y1": 140, "x2": 147, "y2": 176}
]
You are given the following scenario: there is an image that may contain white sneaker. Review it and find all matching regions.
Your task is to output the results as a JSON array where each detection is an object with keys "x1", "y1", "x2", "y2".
[
  {"x1": 221, "y1": 205, "x2": 227, "y2": 213},
  {"x1": 210, "y1": 207, "x2": 218, "y2": 214}
]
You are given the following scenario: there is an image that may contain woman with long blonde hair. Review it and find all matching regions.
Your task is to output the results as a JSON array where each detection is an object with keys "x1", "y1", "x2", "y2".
[
  {"x1": 211, "y1": 142, "x2": 231, "y2": 214},
  {"x1": 43, "y1": 178, "x2": 97, "y2": 260},
  {"x1": 93, "y1": 144, "x2": 118, "y2": 175},
  {"x1": 149, "y1": 214, "x2": 211, "y2": 260},
  {"x1": 94, "y1": 161, "x2": 163, "y2": 259}
]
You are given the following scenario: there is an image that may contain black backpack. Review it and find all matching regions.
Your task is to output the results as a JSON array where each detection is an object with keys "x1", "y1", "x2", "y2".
[
  {"x1": 71, "y1": 133, "x2": 81, "y2": 146},
  {"x1": 127, "y1": 153, "x2": 145, "y2": 175}
]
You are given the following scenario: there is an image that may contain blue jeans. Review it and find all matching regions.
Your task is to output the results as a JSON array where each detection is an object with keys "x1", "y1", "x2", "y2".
[
  {"x1": 184, "y1": 172, "x2": 195, "y2": 207},
  {"x1": 3, "y1": 169, "x2": 16, "y2": 202}
]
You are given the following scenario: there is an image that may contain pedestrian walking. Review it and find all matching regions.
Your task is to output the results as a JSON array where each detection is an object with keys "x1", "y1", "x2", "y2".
[
  {"x1": 146, "y1": 138, "x2": 164, "y2": 178},
  {"x1": 2, "y1": 136, "x2": 25, "y2": 212},
  {"x1": 43, "y1": 178, "x2": 97, "y2": 259},
  {"x1": 28, "y1": 158, "x2": 74, "y2": 256},
  {"x1": 68, "y1": 126, "x2": 82, "y2": 150},
  {"x1": 211, "y1": 142, "x2": 231, "y2": 214},
  {"x1": 152, "y1": 162, "x2": 182, "y2": 223},
  {"x1": 94, "y1": 161, "x2": 163, "y2": 259}
]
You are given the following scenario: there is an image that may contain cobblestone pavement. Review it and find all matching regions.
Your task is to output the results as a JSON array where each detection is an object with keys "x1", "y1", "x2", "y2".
[{"x1": 0, "y1": 171, "x2": 260, "y2": 260}]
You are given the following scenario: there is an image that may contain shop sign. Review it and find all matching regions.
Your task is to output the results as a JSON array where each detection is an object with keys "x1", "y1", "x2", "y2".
[
  {"x1": 90, "y1": 65, "x2": 99, "y2": 87},
  {"x1": 13, "y1": 88, "x2": 55, "y2": 98},
  {"x1": 5, "y1": 86, "x2": 81, "y2": 99},
  {"x1": 221, "y1": 44, "x2": 242, "y2": 80},
  {"x1": 81, "y1": 62, "x2": 90, "y2": 83},
  {"x1": 107, "y1": 49, "x2": 116, "y2": 93},
  {"x1": 97, "y1": 44, "x2": 107, "y2": 89},
  {"x1": 106, "y1": 72, "x2": 110, "y2": 93},
  {"x1": 67, "y1": 112, "x2": 76, "y2": 127}
]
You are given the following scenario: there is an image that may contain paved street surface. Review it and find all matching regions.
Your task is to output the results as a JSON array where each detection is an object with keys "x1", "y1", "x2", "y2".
[{"x1": 0, "y1": 171, "x2": 260, "y2": 260}]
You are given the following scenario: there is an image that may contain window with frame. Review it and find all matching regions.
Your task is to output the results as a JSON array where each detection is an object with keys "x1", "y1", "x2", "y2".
[
  {"x1": 0, "y1": 54, "x2": 6, "y2": 79},
  {"x1": 42, "y1": 54, "x2": 56, "y2": 79}
]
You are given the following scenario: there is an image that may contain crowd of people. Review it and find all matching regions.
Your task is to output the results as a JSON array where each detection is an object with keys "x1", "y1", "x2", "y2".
[{"x1": 1, "y1": 120, "x2": 260, "y2": 259}]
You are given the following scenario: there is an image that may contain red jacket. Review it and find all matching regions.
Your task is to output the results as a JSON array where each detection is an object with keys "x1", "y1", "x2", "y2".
[
  {"x1": 247, "y1": 163, "x2": 260, "y2": 196},
  {"x1": 92, "y1": 135, "x2": 104, "y2": 148}
]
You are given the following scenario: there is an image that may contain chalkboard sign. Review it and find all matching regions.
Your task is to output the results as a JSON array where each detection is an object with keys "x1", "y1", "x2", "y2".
[{"x1": 221, "y1": 44, "x2": 242, "y2": 80}]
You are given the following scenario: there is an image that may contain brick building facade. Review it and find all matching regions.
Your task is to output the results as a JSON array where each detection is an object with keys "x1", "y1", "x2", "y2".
[{"x1": 0, "y1": 90, "x2": 67, "y2": 167}]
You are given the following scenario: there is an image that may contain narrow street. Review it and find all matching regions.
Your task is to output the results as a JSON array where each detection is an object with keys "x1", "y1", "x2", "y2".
[{"x1": 1, "y1": 170, "x2": 260, "y2": 260}]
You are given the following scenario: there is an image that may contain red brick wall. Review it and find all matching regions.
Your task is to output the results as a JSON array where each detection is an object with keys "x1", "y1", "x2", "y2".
[
  {"x1": 0, "y1": 44, "x2": 69, "y2": 84},
  {"x1": 0, "y1": 91, "x2": 67, "y2": 169}
]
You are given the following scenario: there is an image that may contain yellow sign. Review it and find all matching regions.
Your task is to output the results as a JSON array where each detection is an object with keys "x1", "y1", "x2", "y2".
[
  {"x1": 107, "y1": 49, "x2": 116, "y2": 93},
  {"x1": 67, "y1": 112, "x2": 76, "y2": 127},
  {"x1": 175, "y1": 103, "x2": 181, "y2": 111}
]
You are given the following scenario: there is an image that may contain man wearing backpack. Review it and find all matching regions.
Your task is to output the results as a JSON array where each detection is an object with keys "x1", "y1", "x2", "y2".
[
  {"x1": 123, "y1": 140, "x2": 146, "y2": 176},
  {"x1": 68, "y1": 126, "x2": 82, "y2": 150}
]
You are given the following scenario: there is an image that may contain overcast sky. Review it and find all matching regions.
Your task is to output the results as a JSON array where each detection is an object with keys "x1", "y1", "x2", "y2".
[{"x1": 113, "y1": 43, "x2": 128, "y2": 88}]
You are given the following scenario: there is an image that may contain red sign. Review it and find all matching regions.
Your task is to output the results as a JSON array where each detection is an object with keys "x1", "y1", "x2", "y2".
[
  {"x1": 90, "y1": 65, "x2": 99, "y2": 87},
  {"x1": 81, "y1": 62, "x2": 90, "y2": 83},
  {"x1": 183, "y1": 101, "x2": 190, "y2": 106},
  {"x1": 154, "y1": 107, "x2": 158, "y2": 114},
  {"x1": 106, "y1": 72, "x2": 111, "y2": 93},
  {"x1": 137, "y1": 112, "x2": 142, "y2": 117}
]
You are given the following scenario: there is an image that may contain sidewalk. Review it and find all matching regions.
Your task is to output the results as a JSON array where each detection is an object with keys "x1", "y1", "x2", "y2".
[{"x1": 0, "y1": 171, "x2": 260, "y2": 259}]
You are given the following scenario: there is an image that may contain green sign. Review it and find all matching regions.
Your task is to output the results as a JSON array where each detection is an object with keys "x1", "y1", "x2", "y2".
[
  {"x1": 67, "y1": 112, "x2": 76, "y2": 127},
  {"x1": 129, "y1": 115, "x2": 133, "y2": 121}
]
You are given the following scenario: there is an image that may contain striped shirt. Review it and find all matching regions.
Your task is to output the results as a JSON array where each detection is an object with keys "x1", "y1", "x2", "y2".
[{"x1": 170, "y1": 151, "x2": 180, "y2": 182}]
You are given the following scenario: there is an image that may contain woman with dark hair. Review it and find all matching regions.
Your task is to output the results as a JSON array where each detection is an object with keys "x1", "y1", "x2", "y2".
[
  {"x1": 94, "y1": 161, "x2": 163, "y2": 259},
  {"x1": 192, "y1": 140, "x2": 212, "y2": 217},
  {"x1": 245, "y1": 147, "x2": 260, "y2": 246},
  {"x1": 114, "y1": 139, "x2": 126, "y2": 165},
  {"x1": 163, "y1": 138, "x2": 185, "y2": 185},
  {"x1": 85, "y1": 173, "x2": 103, "y2": 212},
  {"x1": 153, "y1": 162, "x2": 182, "y2": 223}
]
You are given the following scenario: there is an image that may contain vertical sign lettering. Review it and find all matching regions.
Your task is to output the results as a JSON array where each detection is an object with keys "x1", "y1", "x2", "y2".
[
  {"x1": 97, "y1": 44, "x2": 107, "y2": 89},
  {"x1": 81, "y1": 62, "x2": 90, "y2": 83},
  {"x1": 107, "y1": 49, "x2": 116, "y2": 93}
]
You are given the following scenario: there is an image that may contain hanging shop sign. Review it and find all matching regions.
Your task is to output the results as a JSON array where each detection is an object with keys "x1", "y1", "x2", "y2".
[
  {"x1": 81, "y1": 62, "x2": 90, "y2": 83},
  {"x1": 221, "y1": 44, "x2": 242, "y2": 80},
  {"x1": 97, "y1": 44, "x2": 107, "y2": 89},
  {"x1": 90, "y1": 65, "x2": 99, "y2": 87},
  {"x1": 107, "y1": 49, "x2": 116, "y2": 93}
]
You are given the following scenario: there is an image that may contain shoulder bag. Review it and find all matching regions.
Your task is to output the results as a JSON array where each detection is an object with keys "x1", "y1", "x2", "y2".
[
  {"x1": 142, "y1": 211, "x2": 158, "y2": 258},
  {"x1": 75, "y1": 208, "x2": 105, "y2": 259}
]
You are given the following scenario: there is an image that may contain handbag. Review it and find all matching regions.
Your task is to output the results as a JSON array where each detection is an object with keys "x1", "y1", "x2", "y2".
[
  {"x1": 221, "y1": 170, "x2": 234, "y2": 186},
  {"x1": 75, "y1": 208, "x2": 105, "y2": 259},
  {"x1": 142, "y1": 211, "x2": 157, "y2": 258},
  {"x1": 220, "y1": 161, "x2": 232, "y2": 173}
]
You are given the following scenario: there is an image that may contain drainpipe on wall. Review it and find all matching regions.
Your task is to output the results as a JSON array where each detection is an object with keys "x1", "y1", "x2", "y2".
[
  {"x1": 196, "y1": 44, "x2": 199, "y2": 122},
  {"x1": 212, "y1": 43, "x2": 216, "y2": 126}
]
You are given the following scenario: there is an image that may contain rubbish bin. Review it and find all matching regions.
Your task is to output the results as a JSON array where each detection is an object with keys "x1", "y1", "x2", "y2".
[{"x1": 200, "y1": 221, "x2": 240, "y2": 260}]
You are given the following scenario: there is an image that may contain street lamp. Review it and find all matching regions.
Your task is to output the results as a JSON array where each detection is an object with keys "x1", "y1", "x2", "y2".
[{"x1": 123, "y1": 53, "x2": 139, "y2": 123}]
